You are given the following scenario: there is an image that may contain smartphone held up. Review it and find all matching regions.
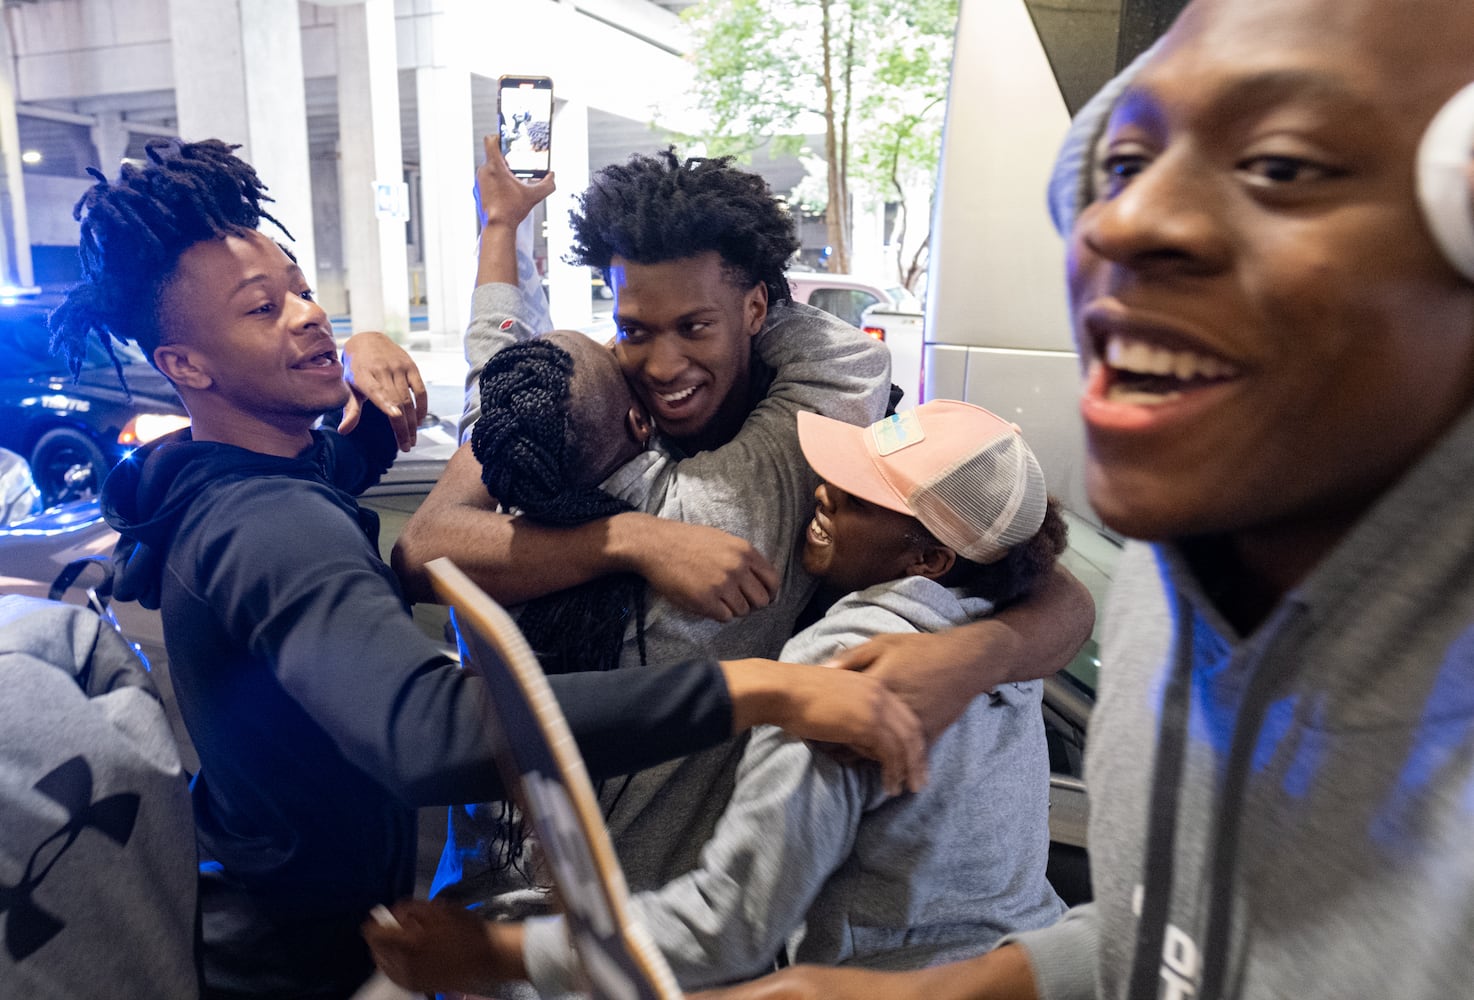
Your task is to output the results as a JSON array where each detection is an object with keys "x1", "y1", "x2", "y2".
[{"x1": 498, "y1": 76, "x2": 553, "y2": 179}]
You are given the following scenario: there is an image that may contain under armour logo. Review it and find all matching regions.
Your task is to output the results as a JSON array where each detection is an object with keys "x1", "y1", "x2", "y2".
[{"x1": 1, "y1": 757, "x2": 139, "y2": 962}]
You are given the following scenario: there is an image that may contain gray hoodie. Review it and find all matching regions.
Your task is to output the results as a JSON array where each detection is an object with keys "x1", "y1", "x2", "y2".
[
  {"x1": 0, "y1": 595, "x2": 196, "y2": 999},
  {"x1": 1013, "y1": 401, "x2": 1474, "y2": 999},
  {"x1": 524, "y1": 575, "x2": 1063, "y2": 993}
]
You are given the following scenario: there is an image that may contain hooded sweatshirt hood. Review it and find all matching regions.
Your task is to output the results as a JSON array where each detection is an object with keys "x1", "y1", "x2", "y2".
[{"x1": 103, "y1": 415, "x2": 392, "y2": 610}]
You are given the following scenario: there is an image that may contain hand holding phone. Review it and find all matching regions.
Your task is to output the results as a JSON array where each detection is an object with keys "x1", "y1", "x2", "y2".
[
  {"x1": 474, "y1": 135, "x2": 556, "y2": 231},
  {"x1": 497, "y1": 75, "x2": 553, "y2": 179}
]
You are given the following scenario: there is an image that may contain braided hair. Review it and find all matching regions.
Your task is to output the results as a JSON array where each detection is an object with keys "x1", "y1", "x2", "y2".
[
  {"x1": 470, "y1": 338, "x2": 648, "y2": 678},
  {"x1": 568, "y1": 149, "x2": 799, "y2": 305},
  {"x1": 470, "y1": 337, "x2": 649, "y2": 875},
  {"x1": 47, "y1": 138, "x2": 288, "y2": 388}
]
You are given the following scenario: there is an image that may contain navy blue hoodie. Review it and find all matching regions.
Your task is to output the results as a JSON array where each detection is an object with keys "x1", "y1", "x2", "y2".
[{"x1": 103, "y1": 410, "x2": 732, "y2": 998}]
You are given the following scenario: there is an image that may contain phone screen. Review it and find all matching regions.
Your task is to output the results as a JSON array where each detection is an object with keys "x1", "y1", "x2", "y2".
[{"x1": 498, "y1": 77, "x2": 554, "y2": 178}]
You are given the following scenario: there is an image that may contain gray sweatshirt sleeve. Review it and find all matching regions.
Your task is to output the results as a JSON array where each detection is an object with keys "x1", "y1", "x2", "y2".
[
  {"x1": 459, "y1": 282, "x2": 545, "y2": 442},
  {"x1": 523, "y1": 727, "x2": 869, "y2": 993},
  {"x1": 1002, "y1": 903, "x2": 1101, "y2": 1000},
  {"x1": 522, "y1": 592, "x2": 909, "y2": 995}
]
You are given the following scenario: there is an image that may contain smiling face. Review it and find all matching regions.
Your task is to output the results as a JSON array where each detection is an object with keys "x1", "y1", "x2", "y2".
[
  {"x1": 610, "y1": 251, "x2": 766, "y2": 454},
  {"x1": 802, "y1": 481, "x2": 934, "y2": 595},
  {"x1": 1070, "y1": 0, "x2": 1474, "y2": 580},
  {"x1": 155, "y1": 230, "x2": 345, "y2": 454}
]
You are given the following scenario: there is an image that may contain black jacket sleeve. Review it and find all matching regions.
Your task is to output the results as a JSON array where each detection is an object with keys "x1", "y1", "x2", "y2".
[{"x1": 204, "y1": 478, "x2": 733, "y2": 807}]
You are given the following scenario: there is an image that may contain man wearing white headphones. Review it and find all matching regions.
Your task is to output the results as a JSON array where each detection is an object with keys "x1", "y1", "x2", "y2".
[{"x1": 703, "y1": 0, "x2": 1474, "y2": 997}]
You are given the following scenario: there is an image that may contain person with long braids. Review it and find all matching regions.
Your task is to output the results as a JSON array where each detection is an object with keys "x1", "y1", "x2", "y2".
[{"x1": 50, "y1": 137, "x2": 927, "y2": 999}]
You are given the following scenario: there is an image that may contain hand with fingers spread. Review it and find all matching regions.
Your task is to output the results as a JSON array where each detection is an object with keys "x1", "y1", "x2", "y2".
[
  {"x1": 340, "y1": 331, "x2": 429, "y2": 451},
  {"x1": 362, "y1": 899, "x2": 525, "y2": 996},
  {"x1": 613, "y1": 514, "x2": 781, "y2": 622}
]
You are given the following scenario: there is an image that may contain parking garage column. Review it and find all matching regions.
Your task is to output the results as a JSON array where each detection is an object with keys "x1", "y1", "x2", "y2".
[
  {"x1": 545, "y1": 98, "x2": 591, "y2": 330},
  {"x1": 410, "y1": 3, "x2": 474, "y2": 351},
  {"x1": 336, "y1": 0, "x2": 411, "y2": 341},
  {"x1": 168, "y1": 0, "x2": 317, "y2": 287},
  {"x1": 0, "y1": 19, "x2": 32, "y2": 288}
]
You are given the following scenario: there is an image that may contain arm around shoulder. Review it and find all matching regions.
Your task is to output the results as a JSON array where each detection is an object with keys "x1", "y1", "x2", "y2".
[
  {"x1": 392, "y1": 442, "x2": 646, "y2": 606},
  {"x1": 828, "y1": 563, "x2": 1095, "y2": 743}
]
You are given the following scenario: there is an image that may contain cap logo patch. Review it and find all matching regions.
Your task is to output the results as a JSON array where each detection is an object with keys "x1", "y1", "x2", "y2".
[{"x1": 871, "y1": 410, "x2": 925, "y2": 456}]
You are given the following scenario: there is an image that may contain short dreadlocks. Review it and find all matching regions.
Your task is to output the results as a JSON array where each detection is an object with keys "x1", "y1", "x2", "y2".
[
  {"x1": 47, "y1": 138, "x2": 289, "y2": 387},
  {"x1": 567, "y1": 149, "x2": 799, "y2": 304}
]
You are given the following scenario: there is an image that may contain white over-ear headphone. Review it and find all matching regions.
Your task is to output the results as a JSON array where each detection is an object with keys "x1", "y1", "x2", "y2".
[{"x1": 1417, "y1": 80, "x2": 1474, "y2": 283}]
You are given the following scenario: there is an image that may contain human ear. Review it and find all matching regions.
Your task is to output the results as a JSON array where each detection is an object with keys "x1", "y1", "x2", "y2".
[
  {"x1": 906, "y1": 542, "x2": 956, "y2": 581},
  {"x1": 626, "y1": 404, "x2": 653, "y2": 447},
  {"x1": 154, "y1": 344, "x2": 214, "y2": 391},
  {"x1": 745, "y1": 281, "x2": 768, "y2": 336}
]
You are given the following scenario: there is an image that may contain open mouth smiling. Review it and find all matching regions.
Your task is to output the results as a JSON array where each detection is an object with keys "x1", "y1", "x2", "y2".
[
  {"x1": 1099, "y1": 332, "x2": 1241, "y2": 403},
  {"x1": 1081, "y1": 303, "x2": 1243, "y2": 407},
  {"x1": 807, "y1": 510, "x2": 833, "y2": 546}
]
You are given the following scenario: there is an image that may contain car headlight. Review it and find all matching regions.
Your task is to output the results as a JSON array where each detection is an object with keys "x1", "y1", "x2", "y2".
[{"x1": 119, "y1": 413, "x2": 191, "y2": 445}]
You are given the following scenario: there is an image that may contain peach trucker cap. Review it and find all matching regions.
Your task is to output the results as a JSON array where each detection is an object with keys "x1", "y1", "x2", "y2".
[{"x1": 796, "y1": 400, "x2": 1048, "y2": 564}]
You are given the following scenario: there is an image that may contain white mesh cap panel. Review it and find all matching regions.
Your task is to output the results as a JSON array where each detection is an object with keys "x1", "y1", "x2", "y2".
[{"x1": 908, "y1": 433, "x2": 1048, "y2": 563}]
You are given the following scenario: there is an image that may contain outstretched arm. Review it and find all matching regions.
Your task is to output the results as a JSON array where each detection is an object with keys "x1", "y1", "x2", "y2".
[{"x1": 832, "y1": 563, "x2": 1095, "y2": 743}]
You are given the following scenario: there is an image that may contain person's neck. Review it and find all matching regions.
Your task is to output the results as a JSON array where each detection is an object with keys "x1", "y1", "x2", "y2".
[
  {"x1": 668, "y1": 373, "x2": 752, "y2": 455},
  {"x1": 1180, "y1": 508, "x2": 1363, "y2": 637},
  {"x1": 187, "y1": 409, "x2": 315, "y2": 458}
]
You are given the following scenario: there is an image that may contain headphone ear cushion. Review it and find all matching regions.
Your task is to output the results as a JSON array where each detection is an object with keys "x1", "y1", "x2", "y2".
[{"x1": 1417, "y1": 80, "x2": 1474, "y2": 283}]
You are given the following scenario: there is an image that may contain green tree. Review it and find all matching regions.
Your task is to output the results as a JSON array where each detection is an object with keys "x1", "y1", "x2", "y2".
[{"x1": 677, "y1": 0, "x2": 957, "y2": 284}]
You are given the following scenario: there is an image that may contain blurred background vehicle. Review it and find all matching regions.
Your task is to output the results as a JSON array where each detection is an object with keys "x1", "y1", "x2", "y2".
[
  {"x1": 0, "y1": 446, "x2": 40, "y2": 525},
  {"x1": 787, "y1": 272, "x2": 918, "y2": 328},
  {"x1": 0, "y1": 291, "x2": 190, "y2": 508}
]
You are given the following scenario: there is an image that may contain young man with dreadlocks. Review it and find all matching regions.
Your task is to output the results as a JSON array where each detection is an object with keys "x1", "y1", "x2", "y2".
[
  {"x1": 398, "y1": 142, "x2": 1095, "y2": 953},
  {"x1": 51, "y1": 138, "x2": 927, "y2": 1000}
]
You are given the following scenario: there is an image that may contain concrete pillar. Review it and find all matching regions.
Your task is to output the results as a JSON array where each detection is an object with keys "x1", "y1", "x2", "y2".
[
  {"x1": 415, "y1": 63, "x2": 475, "y2": 349},
  {"x1": 0, "y1": 19, "x2": 32, "y2": 289},
  {"x1": 335, "y1": 0, "x2": 410, "y2": 341},
  {"x1": 91, "y1": 111, "x2": 131, "y2": 173},
  {"x1": 545, "y1": 98, "x2": 591, "y2": 330},
  {"x1": 168, "y1": 0, "x2": 317, "y2": 286}
]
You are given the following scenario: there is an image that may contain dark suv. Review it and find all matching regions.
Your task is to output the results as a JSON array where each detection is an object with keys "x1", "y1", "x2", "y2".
[{"x1": 0, "y1": 292, "x2": 189, "y2": 507}]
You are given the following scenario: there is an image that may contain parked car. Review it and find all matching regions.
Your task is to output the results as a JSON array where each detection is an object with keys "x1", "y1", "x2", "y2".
[
  {"x1": 0, "y1": 417, "x2": 1116, "y2": 904},
  {"x1": 787, "y1": 272, "x2": 918, "y2": 329},
  {"x1": 0, "y1": 292, "x2": 190, "y2": 507}
]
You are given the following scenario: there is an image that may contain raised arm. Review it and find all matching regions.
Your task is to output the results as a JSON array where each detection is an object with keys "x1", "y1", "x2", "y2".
[{"x1": 460, "y1": 136, "x2": 557, "y2": 439}]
